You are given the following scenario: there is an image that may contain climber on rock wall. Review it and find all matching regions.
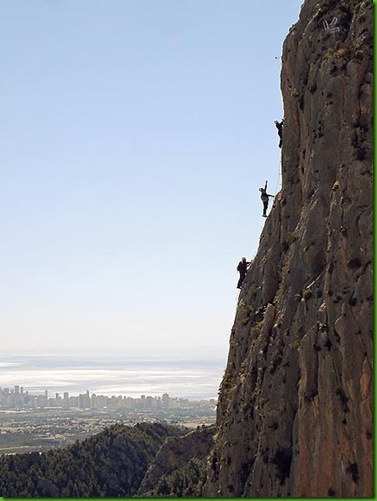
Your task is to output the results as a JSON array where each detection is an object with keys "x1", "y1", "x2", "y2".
[
  {"x1": 274, "y1": 119, "x2": 284, "y2": 148},
  {"x1": 237, "y1": 257, "x2": 251, "y2": 289},
  {"x1": 259, "y1": 181, "x2": 274, "y2": 217}
]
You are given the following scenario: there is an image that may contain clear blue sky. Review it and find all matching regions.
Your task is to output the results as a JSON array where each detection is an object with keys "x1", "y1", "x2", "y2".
[{"x1": 1, "y1": 0, "x2": 303, "y2": 360}]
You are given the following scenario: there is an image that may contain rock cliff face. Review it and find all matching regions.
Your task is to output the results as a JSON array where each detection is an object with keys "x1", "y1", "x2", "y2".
[
  {"x1": 138, "y1": 425, "x2": 215, "y2": 496},
  {"x1": 205, "y1": 0, "x2": 373, "y2": 497}
]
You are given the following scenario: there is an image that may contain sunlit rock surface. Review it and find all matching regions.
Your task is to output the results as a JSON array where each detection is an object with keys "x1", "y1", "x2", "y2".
[{"x1": 205, "y1": 0, "x2": 373, "y2": 497}]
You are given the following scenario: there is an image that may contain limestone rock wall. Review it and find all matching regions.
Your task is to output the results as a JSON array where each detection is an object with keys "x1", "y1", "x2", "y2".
[{"x1": 205, "y1": 0, "x2": 373, "y2": 497}]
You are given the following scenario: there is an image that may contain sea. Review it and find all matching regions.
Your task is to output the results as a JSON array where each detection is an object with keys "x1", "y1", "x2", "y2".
[{"x1": 0, "y1": 355, "x2": 226, "y2": 401}]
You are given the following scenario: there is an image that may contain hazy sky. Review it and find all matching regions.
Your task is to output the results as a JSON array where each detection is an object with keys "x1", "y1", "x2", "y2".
[{"x1": 1, "y1": 0, "x2": 303, "y2": 360}]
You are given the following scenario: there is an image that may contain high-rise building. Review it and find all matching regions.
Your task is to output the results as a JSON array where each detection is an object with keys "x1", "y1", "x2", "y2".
[{"x1": 162, "y1": 393, "x2": 170, "y2": 408}]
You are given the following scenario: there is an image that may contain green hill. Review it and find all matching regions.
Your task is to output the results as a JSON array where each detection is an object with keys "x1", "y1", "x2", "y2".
[{"x1": 0, "y1": 422, "x2": 184, "y2": 497}]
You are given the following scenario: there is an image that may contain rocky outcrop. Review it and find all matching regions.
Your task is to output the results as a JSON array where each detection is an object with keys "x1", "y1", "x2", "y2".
[
  {"x1": 138, "y1": 425, "x2": 215, "y2": 496},
  {"x1": 205, "y1": 0, "x2": 373, "y2": 497}
]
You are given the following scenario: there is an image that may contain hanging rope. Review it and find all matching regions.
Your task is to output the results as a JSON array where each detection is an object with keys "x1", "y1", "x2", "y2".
[{"x1": 274, "y1": 157, "x2": 282, "y2": 194}]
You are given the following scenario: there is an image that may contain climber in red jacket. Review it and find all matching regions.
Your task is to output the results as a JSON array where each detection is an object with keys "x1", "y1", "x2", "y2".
[{"x1": 237, "y1": 257, "x2": 251, "y2": 289}]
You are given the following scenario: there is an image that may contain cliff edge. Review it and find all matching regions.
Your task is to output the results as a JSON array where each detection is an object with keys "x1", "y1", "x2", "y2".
[{"x1": 205, "y1": 0, "x2": 373, "y2": 497}]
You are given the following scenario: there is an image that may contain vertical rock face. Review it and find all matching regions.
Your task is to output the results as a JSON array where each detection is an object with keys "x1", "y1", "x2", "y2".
[{"x1": 205, "y1": 0, "x2": 373, "y2": 497}]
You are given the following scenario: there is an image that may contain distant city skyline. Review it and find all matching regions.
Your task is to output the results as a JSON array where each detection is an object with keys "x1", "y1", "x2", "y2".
[{"x1": 0, "y1": 384, "x2": 217, "y2": 411}]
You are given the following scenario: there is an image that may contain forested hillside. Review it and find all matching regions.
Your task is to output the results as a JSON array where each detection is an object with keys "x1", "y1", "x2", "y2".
[{"x1": 0, "y1": 422, "x2": 184, "y2": 497}]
